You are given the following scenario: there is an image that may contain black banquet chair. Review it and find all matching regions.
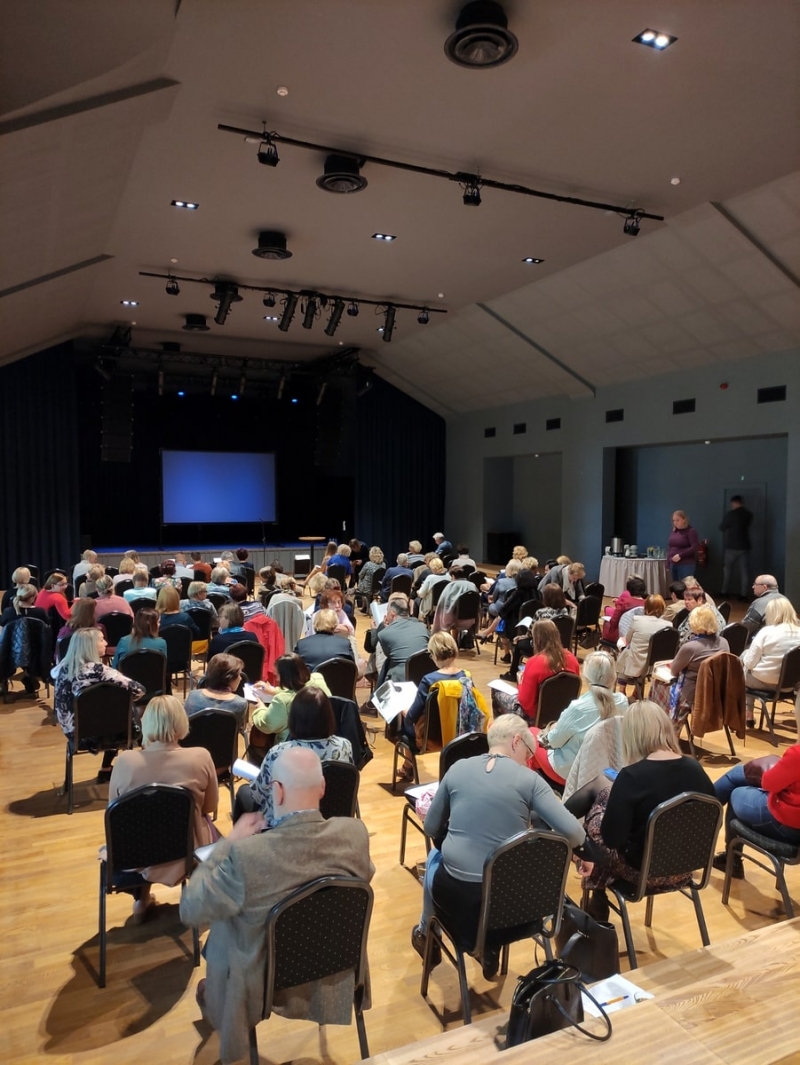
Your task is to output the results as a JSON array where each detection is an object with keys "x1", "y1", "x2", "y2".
[
  {"x1": 534, "y1": 671, "x2": 581, "y2": 729},
  {"x1": 65, "y1": 682, "x2": 135, "y2": 814},
  {"x1": 572, "y1": 595, "x2": 602, "y2": 652},
  {"x1": 420, "y1": 829, "x2": 572, "y2": 1024},
  {"x1": 162, "y1": 623, "x2": 194, "y2": 695},
  {"x1": 452, "y1": 590, "x2": 482, "y2": 652},
  {"x1": 326, "y1": 563, "x2": 348, "y2": 587},
  {"x1": 552, "y1": 612, "x2": 576, "y2": 650},
  {"x1": 101, "y1": 611, "x2": 133, "y2": 656},
  {"x1": 248, "y1": 876, "x2": 373, "y2": 1062},
  {"x1": 404, "y1": 649, "x2": 436, "y2": 687},
  {"x1": 98, "y1": 783, "x2": 200, "y2": 987},
  {"x1": 119, "y1": 648, "x2": 167, "y2": 705},
  {"x1": 320, "y1": 760, "x2": 360, "y2": 819},
  {"x1": 632, "y1": 626, "x2": 680, "y2": 700},
  {"x1": 226, "y1": 639, "x2": 265, "y2": 685},
  {"x1": 747, "y1": 645, "x2": 800, "y2": 744},
  {"x1": 179, "y1": 707, "x2": 240, "y2": 818},
  {"x1": 721, "y1": 622, "x2": 749, "y2": 658},
  {"x1": 316, "y1": 656, "x2": 358, "y2": 702}
]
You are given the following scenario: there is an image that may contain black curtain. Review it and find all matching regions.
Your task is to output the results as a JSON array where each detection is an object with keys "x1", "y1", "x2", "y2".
[
  {"x1": 0, "y1": 344, "x2": 81, "y2": 577},
  {"x1": 354, "y1": 376, "x2": 445, "y2": 557}
]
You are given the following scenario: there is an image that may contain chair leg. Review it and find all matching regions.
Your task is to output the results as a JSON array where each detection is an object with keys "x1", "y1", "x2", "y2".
[
  {"x1": 66, "y1": 747, "x2": 74, "y2": 815},
  {"x1": 721, "y1": 839, "x2": 742, "y2": 905},
  {"x1": 98, "y1": 862, "x2": 107, "y2": 988},
  {"x1": 248, "y1": 1025, "x2": 259, "y2": 1065},
  {"x1": 400, "y1": 805, "x2": 410, "y2": 864},
  {"x1": 456, "y1": 947, "x2": 472, "y2": 1024},
  {"x1": 610, "y1": 890, "x2": 637, "y2": 969},
  {"x1": 690, "y1": 886, "x2": 710, "y2": 947},
  {"x1": 644, "y1": 895, "x2": 654, "y2": 928},
  {"x1": 500, "y1": 942, "x2": 510, "y2": 975},
  {"x1": 542, "y1": 936, "x2": 554, "y2": 962},
  {"x1": 391, "y1": 744, "x2": 401, "y2": 793},
  {"x1": 724, "y1": 725, "x2": 736, "y2": 758},
  {"x1": 354, "y1": 993, "x2": 370, "y2": 1058}
]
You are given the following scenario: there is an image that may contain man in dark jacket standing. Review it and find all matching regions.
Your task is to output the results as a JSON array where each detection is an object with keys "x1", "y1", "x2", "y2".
[{"x1": 720, "y1": 495, "x2": 753, "y2": 600}]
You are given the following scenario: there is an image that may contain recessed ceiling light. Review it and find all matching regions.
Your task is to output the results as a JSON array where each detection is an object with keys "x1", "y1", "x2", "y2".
[
  {"x1": 120, "y1": 299, "x2": 138, "y2": 306},
  {"x1": 438, "y1": 292, "x2": 445, "y2": 299},
  {"x1": 522, "y1": 257, "x2": 544, "y2": 264},
  {"x1": 171, "y1": 199, "x2": 199, "y2": 210},
  {"x1": 377, "y1": 327, "x2": 384, "y2": 333},
  {"x1": 276, "y1": 86, "x2": 289, "y2": 97},
  {"x1": 670, "y1": 176, "x2": 681, "y2": 186},
  {"x1": 372, "y1": 233, "x2": 396, "y2": 241},
  {"x1": 264, "y1": 315, "x2": 279, "y2": 322},
  {"x1": 633, "y1": 28, "x2": 677, "y2": 50},
  {"x1": 170, "y1": 257, "x2": 178, "y2": 263}
]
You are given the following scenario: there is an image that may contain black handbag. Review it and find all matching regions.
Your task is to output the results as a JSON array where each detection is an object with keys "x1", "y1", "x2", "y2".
[
  {"x1": 554, "y1": 900, "x2": 620, "y2": 984},
  {"x1": 505, "y1": 960, "x2": 612, "y2": 1048}
]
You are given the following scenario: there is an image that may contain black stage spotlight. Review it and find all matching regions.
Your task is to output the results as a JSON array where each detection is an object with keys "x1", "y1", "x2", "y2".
[
  {"x1": 263, "y1": 291, "x2": 276, "y2": 307},
  {"x1": 165, "y1": 276, "x2": 180, "y2": 296},
  {"x1": 316, "y1": 154, "x2": 368, "y2": 193},
  {"x1": 324, "y1": 298, "x2": 345, "y2": 336},
  {"x1": 445, "y1": 1, "x2": 519, "y2": 69},
  {"x1": 461, "y1": 176, "x2": 482, "y2": 206},
  {"x1": 346, "y1": 300, "x2": 359, "y2": 317},
  {"x1": 623, "y1": 211, "x2": 643, "y2": 237},
  {"x1": 257, "y1": 135, "x2": 279, "y2": 167},
  {"x1": 417, "y1": 308, "x2": 430, "y2": 324},
  {"x1": 382, "y1": 305, "x2": 396, "y2": 343},
  {"x1": 210, "y1": 282, "x2": 243, "y2": 325},
  {"x1": 302, "y1": 295, "x2": 319, "y2": 330},
  {"x1": 278, "y1": 292, "x2": 298, "y2": 332}
]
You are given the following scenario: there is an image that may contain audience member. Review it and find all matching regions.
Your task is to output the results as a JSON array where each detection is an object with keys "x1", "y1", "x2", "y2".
[
  {"x1": 93, "y1": 575, "x2": 134, "y2": 621},
  {"x1": 601, "y1": 575, "x2": 646, "y2": 643},
  {"x1": 741, "y1": 575, "x2": 782, "y2": 637},
  {"x1": 661, "y1": 580, "x2": 687, "y2": 623},
  {"x1": 380, "y1": 552, "x2": 413, "y2": 602},
  {"x1": 78, "y1": 563, "x2": 105, "y2": 598},
  {"x1": 112, "y1": 557, "x2": 137, "y2": 588},
  {"x1": 251, "y1": 652, "x2": 332, "y2": 744},
  {"x1": 34, "y1": 572, "x2": 70, "y2": 621},
  {"x1": 406, "y1": 540, "x2": 425, "y2": 565},
  {"x1": 229, "y1": 581, "x2": 265, "y2": 622},
  {"x1": 155, "y1": 585, "x2": 200, "y2": 640},
  {"x1": 616, "y1": 594, "x2": 671, "y2": 686},
  {"x1": 1, "y1": 566, "x2": 33, "y2": 611},
  {"x1": 491, "y1": 619, "x2": 580, "y2": 722},
  {"x1": 111, "y1": 608, "x2": 167, "y2": 668},
  {"x1": 152, "y1": 560, "x2": 181, "y2": 591},
  {"x1": 677, "y1": 586, "x2": 725, "y2": 646},
  {"x1": 740, "y1": 597, "x2": 800, "y2": 727},
  {"x1": 505, "y1": 583, "x2": 570, "y2": 680},
  {"x1": 207, "y1": 602, "x2": 256, "y2": 657},
  {"x1": 191, "y1": 552, "x2": 212, "y2": 581},
  {"x1": 375, "y1": 598, "x2": 430, "y2": 683},
  {"x1": 295, "y1": 609, "x2": 354, "y2": 671},
  {"x1": 538, "y1": 561, "x2": 586, "y2": 605},
  {"x1": 207, "y1": 566, "x2": 233, "y2": 597},
  {"x1": 432, "y1": 532, "x2": 453, "y2": 557},
  {"x1": 665, "y1": 606, "x2": 729, "y2": 724},
  {"x1": 72, "y1": 549, "x2": 97, "y2": 583},
  {"x1": 398, "y1": 632, "x2": 467, "y2": 752},
  {"x1": 56, "y1": 598, "x2": 104, "y2": 661},
  {"x1": 185, "y1": 652, "x2": 260, "y2": 730},
  {"x1": 416, "y1": 557, "x2": 449, "y2": 621},
  {"x1": 124, "y1": 568, "x2": 157, "y2": 602}
]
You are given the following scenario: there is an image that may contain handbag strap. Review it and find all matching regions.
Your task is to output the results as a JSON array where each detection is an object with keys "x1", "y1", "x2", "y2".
[{"x1": 551, "y1": 981, "x2": 612, "y2": 1042}]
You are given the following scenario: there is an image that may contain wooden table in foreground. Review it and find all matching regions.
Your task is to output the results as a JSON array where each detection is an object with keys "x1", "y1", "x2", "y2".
[{"x1": 364, "y1": 920, "x2": 800, "y2": 1065}]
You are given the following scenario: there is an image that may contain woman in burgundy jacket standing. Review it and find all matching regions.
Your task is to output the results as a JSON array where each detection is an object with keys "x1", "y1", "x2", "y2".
[{"x1": 668, "y1": 510, "x2": 700, "y2": 582}]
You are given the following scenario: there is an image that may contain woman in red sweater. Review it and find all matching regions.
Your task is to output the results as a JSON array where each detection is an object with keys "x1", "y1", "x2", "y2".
[
  {"x1": 35, "y1": 572, "x2": 70, "y2": 621},
  {"x1": 516, "y1": 619, "x2": 580, "y2": 722},
  {"x1": 713, "y1": 743, "x2": 800, "y2": 878}
]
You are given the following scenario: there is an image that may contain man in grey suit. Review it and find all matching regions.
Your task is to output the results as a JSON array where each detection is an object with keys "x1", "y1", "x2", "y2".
[
  {"x1": 376, "y1": 599, "x2": 429, "y2": 683},
  {"x1": 181, "y1": 747, "x2": 373, "y2": 1065}
]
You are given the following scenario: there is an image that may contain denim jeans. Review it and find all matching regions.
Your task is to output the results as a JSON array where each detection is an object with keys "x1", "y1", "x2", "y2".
[
  {"x1": 714, "y1": 764, "x2": 800, "y2": 844},
  {"x1": 670, "y1": 561, "x2": 696, "y2": 582},
  {"x1": 420, "y1": 847, "x2": 444, "y2": 930}
]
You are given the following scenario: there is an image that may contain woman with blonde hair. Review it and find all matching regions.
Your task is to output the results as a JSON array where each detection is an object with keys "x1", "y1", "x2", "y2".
[
  {"x1": 741, "y1": 596, "x2": 800, "y2": 727},
  {"x1": 155, "y1": 584, "x2": 200, "y2": 637},
  {"x1": 93, "y1": 575, "x2": 134, "y2": 622},
  {"x1": 108, "y1": 694, "x2": 218, "y2": 921},
  {"x1": 570, "y1": 700, "x2": 716, "y2": 919},
  {"x1": 527, "y1": 651, "x2": 628, "y2": 785},
  {"x1": 398, "y1": 632, "x2": 470, "y2": 756},
  {"x1": 616, "y1": 594, "x2": 671, "y2": 686},
  {"x1": 666, "y1": 605, "x2": 729, "y2": 723},
  {"x1": 417, "y1": 556, "x2": 449, "y2": 621},
  {"x1": 302, "y1": 540, "x2": 338, "y2": 589},
  {"x1": 79, "y1": 563, "x2": 106, "y2": 598}
]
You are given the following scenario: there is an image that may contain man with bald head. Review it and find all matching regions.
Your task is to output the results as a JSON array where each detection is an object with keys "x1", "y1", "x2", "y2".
[
  {"x1": 741, "y1": 575, "x2": 782, "y2": 638},
  {"x1": 181, "y1": 747, "x2": 373, "y2": 1065}
]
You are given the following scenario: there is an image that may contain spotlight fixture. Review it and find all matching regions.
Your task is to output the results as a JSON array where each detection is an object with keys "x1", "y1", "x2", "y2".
[
  {"x1": 264, "y1": 314, "x2": 279, "y2": 322},
  {"x1": 460, "y1": 175, "x2": 482, "y2": 207},
  {"x1": 316, "y1": 153, "x2": 368, "y2": 193},
  {"x1": 278, "y1": 292, "x2": 298, "y2": 332},
  {"x1": 372, "y1": 233, "x2": 396, "y2": 242},
  {"x1": 522, "y1": 257, "x2": 544, "y2": 264},
  {"x1": 120, "y1": 299, "x2": 138, "y2": 306},
  {"x1": 382, "y1": 305, "x2": 396, "y2": 343},
  {"x1": 257, "y1": 134, "x2": 280, "y2": 167},
  {"x1": 165, "y1": 277, "x2": 180, "y2": 296},
  {"x1": 263, "y1": 291, "x2": 276, "y2": 307},
  {"x1": 623, "y1": 211, "x2": 644, "y2": 237},
  {"x1": 417, "y1": 308, "x2": 429, "y2": 324},
  {"x1": 210, "y1": 282, "x2": 243, "y2": 325},
  {"x1": 171, "y1": 200, "x2": 199, "y2": 210},
  {"x1": 445, "y1": 1, "x2": 519, "y2": 69},
  {"x1": 252, "y1": 231, "x2": 292, "y2": 260},
  {"x1": 324, "y1": 298, "x2": 345, "y2": 336},
  {"x1": 183, "y1": 314, "x2": 210, "y2": 331},
  {"x1": 633, "y1": 29, "x2": 677, "y2": 50},
  {"x1": 346, "y1": 300, "x2": 359, "y2": 317},
  {"x1": 302, "y1": 295, "x2": 319, "y2": 330}
]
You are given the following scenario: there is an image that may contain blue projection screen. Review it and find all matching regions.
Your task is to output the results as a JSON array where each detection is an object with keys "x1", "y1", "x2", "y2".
[{"x1": 161, "y1": 451, "x2": 276, "y2": 524}]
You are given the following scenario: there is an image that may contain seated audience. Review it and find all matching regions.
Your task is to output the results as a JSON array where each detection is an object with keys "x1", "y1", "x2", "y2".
[
  {"x1": 406, "y1": 540, "x2": 425, "y2": 565},
  {"x1": 207, "y1": 566, "x2": 233, "y2": 597},
  {"x1": 538, "y1": 561, "x2": 586, "y2": 605},
  {"x1": 251, "y1": 652, "x2": 332, "y2": 744},
  {"x1": 326, "y1": 543, "x2": 353, "y2": 577},
  {"x1": 504, "y1": 583, "x2": 569, "y2": 681},
  {"x1": 302, "y1": 586, "x2": 354, "y2": 637},
  {"x1": 112, "y1": 557, "x2": 137, "y2": 588},
  {"x1": 1, "y1": 566, "x2": 34, "y2": 611},
  {"x1": 486, "y1": 558, "x2": 522, "y2": 617},
  {"x1": 295, "y1": 609, "x2": 355, "y2": 672},
  {"x1": 375, "y1": 598, "x2": 429, "y2": 683},
  {"x1": 229, "y1": 581, "x2": 265, "y2": 622},
  {"x1": 741, "y1": 596, "x2": 800, "y2": 727},
  {"x1": 601, "y1": 575, "x2": 647, "y2": 643},
  {"x1": 677, "y1": 585, "x2": 725, "y2": 646},
  {"x1": 72, "y1": 549, "x2": 98, "y2": 583},
  {"x1": 108, "y1": 695, "x2": 218, "y2": 922},
  {"x1": 93, "y1": 575, "x2": 135, "y2": 622},
  {"x1": 661, "y1": 580, "x2": 687, "y2": 623},
  {"x1": 35, "y1": 572, "x2": 70, "y2": 621},
  {"x1": 155, "y1": 585, "x2": 200, "y2": 638},
  {"x1": 741, "y1": 575, "x2": 782, "y2": 638},
  {"x1": 416, "y1": 557, "x2": 449, "y2": 621},
  {"x1": 112, "y1": 608, "x2": 167, "y2": 668},
  {"x1": 354, "y1": 545, "x2": 385, "y2": 610},
  {"x1": 478, "y1": 564, "x2": 541, "y2": 648},
  {"x1": 452, "y1": 544, "x2": 477, "y2": 570},
  {"x1": 410, "y1": 552, "x2": 437, "y2": 596},
  {"x1": 78, "y1": 563, "x2": 106, "y2": 598},
  {"x1": 152, "y1": 560, "x2": 181, "y2": 590},
  {"x1": 399, "y1": 632, "x2": 468, "y2": 753},
  {"x1": 56, "y1": 598, "x2": 104, "y2": 661},
  {"x1": 380, "y1": 553, "x2": 414, "y2": 602},
  {"x1": 191, "y1": 552, "x2": 212, "y2": 581},
  {"x1": 180, "y1": 581, "x2": 219, "y2": 625},
  {"x1": 185, "y1": 652, "x2": 262, "y2": 730},
  {"x1": 665, "y1": 605, "x2": 729, "y2": 723},
  {"x1": 124, "y1": 568, "x2": 157, "y2": 602},
  {"x1": 207, "y1": 602, "x2": 256, "y2": 658},
  {"x1": 616, "y1": 594, "x2": 671, "y2": 685},
  {"x1": 1, "y1": 583, "x2": 47, "y2": 628},
  {"x1": 302, "y1": 540, "x2": 338, "y2": 588},
  {"x1": 432, "y1": 532, "x2": 453, "y2": 557},
  {"x1": 492, "y1": 619, "x2": 580, "y2": 723}
]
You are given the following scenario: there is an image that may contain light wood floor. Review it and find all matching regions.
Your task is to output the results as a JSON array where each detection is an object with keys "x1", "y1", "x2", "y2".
[{"x1": 1, "y1": 594, "x2": 796, "y2": 1065}]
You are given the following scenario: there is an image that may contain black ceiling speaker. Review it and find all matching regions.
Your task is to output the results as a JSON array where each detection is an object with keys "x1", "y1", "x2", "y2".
[
  {"x1": 251, "y1": 230, "x2": 293, "y2": 259},
  {"x1": 182, "y1": 314, "x2": 210, "y2": 331},
  {"x1": 445, "y1": 1, "x2": 519, "y2": 68},
  {"x1": 316, "y1": 154, "x2": 368, "y2": 193}
]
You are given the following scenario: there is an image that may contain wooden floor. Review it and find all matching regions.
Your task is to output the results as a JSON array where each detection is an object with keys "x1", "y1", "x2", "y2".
[{"x1": 1, "y1": 593, "x2": 797, "y2": 1065}]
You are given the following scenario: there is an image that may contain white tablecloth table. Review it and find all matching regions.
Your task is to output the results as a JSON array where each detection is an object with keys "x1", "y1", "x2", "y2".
[{"x1": 598, "y1": 556, "x2": 670, "y2": 599}]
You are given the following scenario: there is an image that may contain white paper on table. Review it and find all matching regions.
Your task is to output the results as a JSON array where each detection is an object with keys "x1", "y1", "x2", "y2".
[{"x1": 582, "y1": 973, "x2": 654, "y2": 1016}]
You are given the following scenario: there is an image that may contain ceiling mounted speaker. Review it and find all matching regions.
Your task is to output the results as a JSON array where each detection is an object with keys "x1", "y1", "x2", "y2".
[
  {"x1": 251, "y1": 230, "x2": 293, "y2": 259},
  {"x1": 182, "y1": 314, "x2": 210, "y2": 331},
  {"x1": 445, "y1": 1, "x2": 518, "y2": 68},
  {"x1": 316, "y1": 154, "x2": 368, "y2": 193}
]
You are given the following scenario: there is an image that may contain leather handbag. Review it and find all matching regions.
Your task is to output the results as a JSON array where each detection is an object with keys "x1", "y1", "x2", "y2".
[
  {"x1": 505, "y1": 959, "x2": 611, "y2": 1048},
  {"x1": 554, "y1": 900, "x2": 620, "y2": 984},
  {"x1": 743, "y1": 754, "x2": 780, "y2": 787}
]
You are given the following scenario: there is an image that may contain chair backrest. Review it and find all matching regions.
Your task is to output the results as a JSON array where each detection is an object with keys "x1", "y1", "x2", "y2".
[
  {"x1": 646, "y1": 626, "x2": 680, "y2": 670},
  {"x1": 24, "y1": 564, "x2": 40, "y2": 581},
  {"x1": 101, "y1": 611, "x2": 133, "y2": 646},
  {"x1": 73, "y1": 682, "x2": 134, "y2": 751},
  {"x1": 320, "y1": 760, "x2": 360, "y2": 818},
  {"x1": 149, "y1": 565, "x2": 162, "y2": 579},
  {"x1": 429, "y1": 579, "x2": 448, "y2": 611},
  {"x1": 180, "y1": 707, "x2": 239, "y2": 772},
  {"x1": 778, "y1": 645, "x2": 800, "y2": 693},
  {"x1": 194, "y1": 569, "x2": 207, "y2": 582},
  {"x1": 721, "y1": 622, "x2": 748, "y2": 657},
  {"x1": 368, "y1": 567, "x2": 386, "y2": 599},
  {"x1": 185, "y1": 608, "x2": 213, "y2": 640},
  {"x1": 207, "y1": 591, "x2": 230, "y2": 611},
  {"x1": 316, "y1": 656, "x2": 358, "y2": 702},
  {"x1": 119, "y1": 648, "x2": 167, "y2": 698},
  {"x1": 161, "y1": 623, "x2": 193, "y2": 672},
  {"x1": 535, "y1": 671, "x2": 581, "y2": 728},
  {"x1": 180, "y1": 576, "x2": 192, "y2": 598},
  {"x1": 459, "y1": 564, "x2": 476, "y2": 576},
  {"x1": 563, "y1": 717, "x2": 624, "y2": 801},
  {"x1": 129, "y1": 596, "x2": 154, "y2": 615},
  {"x1": 518, "y1": 598, "x2": 543, "y2": 620},
  {"x1": 405, "y1": 649, "x2": 436, "y2": 687},
  {"x1": 672, "y1": 607, "x2": 689, "y2": 629},
  {"x1": 439, "y1": 730, "x2": 490, "y2": 777},
  {"x1": 74, "y1": 574, "x2": 88, "y2": 595},
  {"x1": 575, "y1": 595, "x2": 601, "y2": 628},
  {"x1": 718, "y1": 600, "x2": 732, "y2": 624},
  {"x1": 105, "y1": 567, "x2": 119, "y2": 578},
  {"x1": 409, "y1": 559, "x2": 426, "y2": 570},
  {"x1": 225, "y1": 639, "x2": 265, "y2": 684},
  {"x1": 468, "y1": 570, "x2": 488, "y2": 592},
  {"x1": 635, "y1": 792, "x2": 723, "y2": 899},
  {"x1": 475, "y1": 830, "x2": 572, "y2": 950},
  {"x1": 454, "y1": 589, "x2": 480, "y2": 623},
  {"x1": 115, "y1": 579, "x2": 134, "y2": 595},
  {"x1": 104, "y1": 783, "x2": 194, "y2": 890},
  {"x1": 390, "y1": 573, "x2": 412, "y2": 597},
  {"x1": 262, "y1": 876, "x2": 373, "y2": 1018},
  {"x1": 552, "y1": 613, "x2": 575, "y2": 648},
  {"x1": 326, "y1": 563, "x2": 348, "y2": 587},
  {"x1": 584, "y1": 582, "x2": 605, "y2": 600}
]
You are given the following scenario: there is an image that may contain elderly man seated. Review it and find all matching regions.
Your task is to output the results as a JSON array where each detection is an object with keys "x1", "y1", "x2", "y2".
[{"x1": 380, "y1": 553, "x2": 414, "y2": 602}]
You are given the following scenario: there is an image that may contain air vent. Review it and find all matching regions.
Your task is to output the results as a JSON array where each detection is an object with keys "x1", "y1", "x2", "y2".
[
  {"x1": 606, "y1": 408, "x2": 624, "y2": 423},
  {"x1": 672, "y1": 398, "x2": 696, "y2": 415},
  {"x1": 757, "y1": 385, "x2": 786, "y2": 404},
  {"x1": 251, "y1": 230, "x2": 292, "y2": 260},
  {"x1": 484, "y1": 427, "x2": 496, "y2": 438},
  {"x1": 546, "y1": 418, "x2": 561, "y2": 431},
  {"x1": 513, "y1": 422, "x2": 527, "y2": 435}
]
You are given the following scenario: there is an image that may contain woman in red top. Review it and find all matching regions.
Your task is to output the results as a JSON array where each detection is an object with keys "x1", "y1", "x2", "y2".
[
  {"x1": 35, "y1": 572, "x2": 70, "y2": 621},
  {"x1": 713, "y1": 743, "x2": 800, "y2": 878},
  {"x1": 517, "y1": 619, "x2": 580, "y2": 722}
]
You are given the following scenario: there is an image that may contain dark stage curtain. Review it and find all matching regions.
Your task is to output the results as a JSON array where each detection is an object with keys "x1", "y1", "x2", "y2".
[
  {"x1": 0, "y1": 344, "x2": 80, "y2": 579},
  {"x1": 354, "y1": 376, "x2": 445, "y2": 555}
]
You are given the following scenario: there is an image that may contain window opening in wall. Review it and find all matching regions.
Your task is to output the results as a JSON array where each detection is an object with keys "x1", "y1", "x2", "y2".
[
  {"x1": 672, "y1": 398, "x2": 696, "y2": 414},
  {"x1": 513, "y1": 422, "x2": 526, "y2": 435},
  {"x1": 484, "y1": 427, "x2": 496, "y2": 438},
  {"x1": 606, "y1": 408, "x2": 624, "y2": 423},
  {"x1": 757, "y1": 385, "x2": 786, "y2": 404},
  {"x1": 546, "y1": 418, "x2": 561, "y2": 431}
]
